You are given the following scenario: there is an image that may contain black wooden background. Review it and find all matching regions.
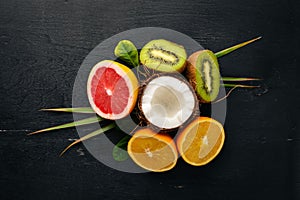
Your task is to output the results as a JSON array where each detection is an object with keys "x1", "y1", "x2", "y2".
[{"x1": 0, "y1": 0, "x2": 299, "y2": 199}]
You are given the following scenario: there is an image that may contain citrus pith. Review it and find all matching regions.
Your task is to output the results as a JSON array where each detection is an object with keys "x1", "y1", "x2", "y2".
[
  {"x1": 128, "y1": 128, "x2": 178, "y2": 172},
  {"x1": 87, "y1": 60, "x2": 138, "y2": 120},
  {"x1": 176, "y1": 117, "x2": 225, "y2": 166}
]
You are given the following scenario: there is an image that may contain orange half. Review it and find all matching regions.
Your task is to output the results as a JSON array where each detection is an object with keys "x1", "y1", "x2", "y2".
[
  {"x1": 176, "y1": 117, "x2": 225, "y2": 166},
  {"x1": 128, "y1": 128, "x2": 178, "y2": 172}
]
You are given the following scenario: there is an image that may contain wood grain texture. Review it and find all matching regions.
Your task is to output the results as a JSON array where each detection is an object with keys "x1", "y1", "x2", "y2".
[{"x1": 0, "y1": 0, "x2": 298, "y2": 199}]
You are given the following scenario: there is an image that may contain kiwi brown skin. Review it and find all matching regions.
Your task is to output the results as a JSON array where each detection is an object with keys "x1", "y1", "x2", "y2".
[
  {"x1": 186, "y1": 50, "x2": 220, "y2": 103},
  {"x1": 186, "y1": 50, "x2": 203, "y2": 90}
]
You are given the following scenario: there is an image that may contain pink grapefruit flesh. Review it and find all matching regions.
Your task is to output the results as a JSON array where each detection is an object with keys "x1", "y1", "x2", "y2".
[{"x1": 87, "y1": 60, "x2": 139, "y2": 120}]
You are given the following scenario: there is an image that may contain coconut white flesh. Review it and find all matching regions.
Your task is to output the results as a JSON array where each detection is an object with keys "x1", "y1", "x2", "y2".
[{"x1": 141, "y1": 76, "x2": 196, "y2": 129}]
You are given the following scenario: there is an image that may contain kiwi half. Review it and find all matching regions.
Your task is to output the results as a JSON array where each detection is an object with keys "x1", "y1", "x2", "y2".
[
  {"x1": 187, "y1": 50, "x2": 220, "y2": 103},
  {"x1": 140, "y1": 39, "x2": 187, "y2": 73}
]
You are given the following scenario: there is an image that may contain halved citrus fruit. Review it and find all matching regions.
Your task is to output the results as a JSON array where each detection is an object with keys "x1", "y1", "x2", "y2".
[
  {"x1": 176, "y1": 117, "x2": 225, "y2": 166},
  {"x1": 87, "y1": 60, "x2": 139, "y2": 120},
  {"x1": 127, "y1": 128, "x2": 178, "y2": 172}
]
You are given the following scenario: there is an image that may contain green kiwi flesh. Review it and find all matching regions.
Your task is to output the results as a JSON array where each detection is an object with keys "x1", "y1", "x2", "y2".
[
  {"x1": 187, "y1": 50, "x2": 220, "y2": 103},
  {"x1": 140, "y1": 39, "x2": 187, "y2": 72}
]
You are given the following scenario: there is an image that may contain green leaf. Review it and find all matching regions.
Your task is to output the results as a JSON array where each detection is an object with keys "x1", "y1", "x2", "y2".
[
  {"x1": 40, "y1": 107, "x2": 95, "y2": 113},
  {"x1": 114, "y1": 40, "x2": 139, "y2": 67},
  {"x1": 28, "y1": 116, "x2": 103, "y2": 135},
  {"x1": 222, "y1": 83, "x2": 260, "y2": 88},
  {"x1": 60, "y1": 123, "x2": 116, "y2": 156},
  {"x1": 222, "y1": 77, "x2": 261, "y2": 82},
  {"x1": 215, "y1": 36, "x2": 262, "y2": 58},
  {"x1": 112, "y1": 135, "x2": 131, "y2": 161}
]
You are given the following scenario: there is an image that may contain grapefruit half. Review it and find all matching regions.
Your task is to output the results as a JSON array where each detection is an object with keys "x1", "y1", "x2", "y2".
[{"x1": 87, "y1": 60, "x2": 139, "y2": 120}]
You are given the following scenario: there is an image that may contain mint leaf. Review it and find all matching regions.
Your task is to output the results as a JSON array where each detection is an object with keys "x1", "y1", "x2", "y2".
[
  {"x1": 112, "y1": 135, "x2": 131, "y2": 161},
  {"x1": 114, "y1": 40, "x2": 139, "y2": 67}
]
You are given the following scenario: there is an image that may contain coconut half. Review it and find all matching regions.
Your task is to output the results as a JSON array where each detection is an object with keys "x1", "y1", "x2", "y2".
[{"x1": 141, "y1": 75, "x2": 197, "y2": 129}]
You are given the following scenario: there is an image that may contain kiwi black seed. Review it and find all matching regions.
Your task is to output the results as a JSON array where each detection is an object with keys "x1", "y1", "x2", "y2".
[
  {"x1": 140, "y1": 39, "x2": 187, "y2": 73},
  {"x1": 187, "y1": 50, "x2": 220, "y2": 103}
]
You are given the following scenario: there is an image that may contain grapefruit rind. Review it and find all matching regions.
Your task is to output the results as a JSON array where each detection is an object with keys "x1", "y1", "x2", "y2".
[
  {"x1": 176, "y1": 117, "x2": 225, "y2": 166},
  {"x1": 87, "y1": 60, "x2": 139, "y2": 120}
]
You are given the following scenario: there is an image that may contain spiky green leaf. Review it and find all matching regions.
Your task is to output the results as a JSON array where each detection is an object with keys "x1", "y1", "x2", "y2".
[
  {"x1": 60, "y1": 123, "x2": 116, "y2": 156},
  {"x1": 222, "y1": 77, "x2": 261, "y2": 82},
  {"x1": 40, "y1": 107, "x2": 95, "y2": 113},
  {"x1": 215, "y1": 36, "x2": 262, "y2": 58},
  {"x1": 29, "y1": 116, "x2": 103, "y2": 135}
]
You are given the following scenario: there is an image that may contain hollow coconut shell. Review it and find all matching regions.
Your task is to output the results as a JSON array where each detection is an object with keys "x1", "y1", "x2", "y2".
[{"x1": 186, "y1": 50, "x2": 221, "y2": 103}]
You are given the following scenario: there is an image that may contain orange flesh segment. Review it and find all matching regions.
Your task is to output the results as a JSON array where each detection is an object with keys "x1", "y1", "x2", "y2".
[
  {"x1": 181, "y1": 119, "x2": 224, "y2": 165},
  {"x1": 128, "y1": 132, "x2": 177, "y2": 172}
]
